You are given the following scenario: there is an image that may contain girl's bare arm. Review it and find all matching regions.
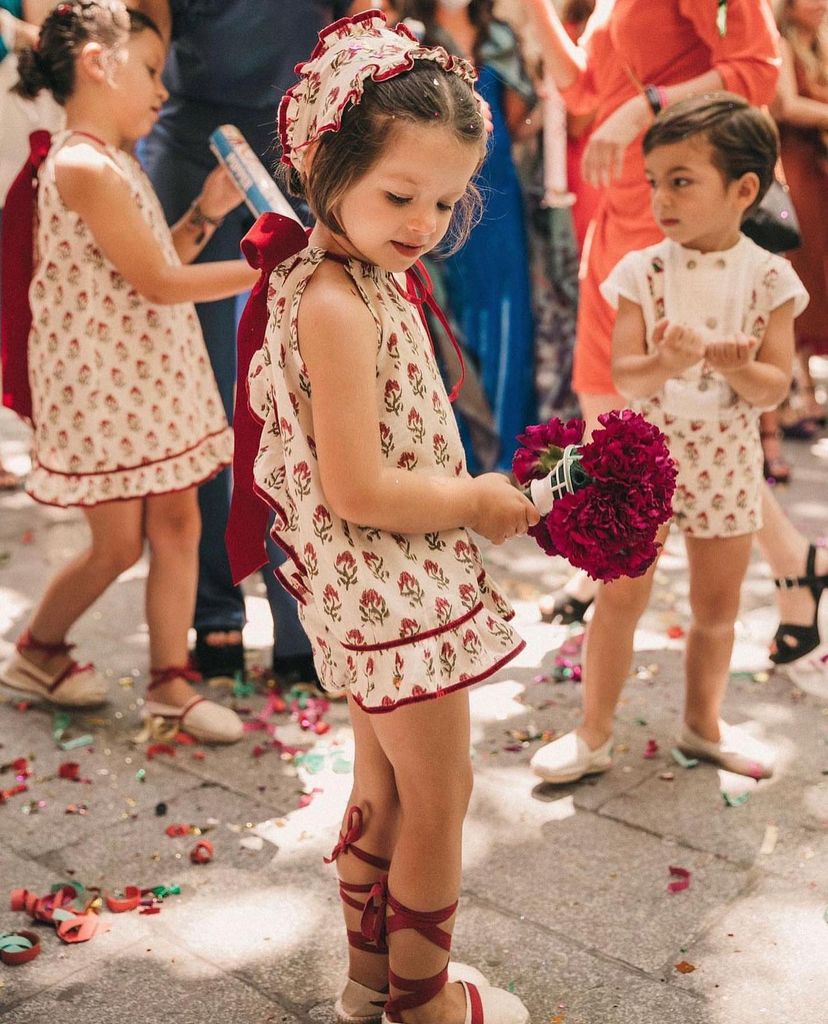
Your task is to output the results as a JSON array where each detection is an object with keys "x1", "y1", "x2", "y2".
[
  {"x1": 297, "y1": 264, "x2": 537, "y2": 545},
  {"x1": 56, "y1": 146, "x2": 257, "y2": 305}
]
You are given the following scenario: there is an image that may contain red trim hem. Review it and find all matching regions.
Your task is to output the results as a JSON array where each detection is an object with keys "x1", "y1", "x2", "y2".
[
  {"x1": 31, "y1": 426, "x2": 230, "y2": 478},
  {"x1": 341, "y1": 601, "x2": 484, "y2": 652},
  {"x1": 351, "y1": 639, "x2": 526, "y2": 715},
  {"x1": 25, "y1": 460, "x2": 229, "y2": 509}
]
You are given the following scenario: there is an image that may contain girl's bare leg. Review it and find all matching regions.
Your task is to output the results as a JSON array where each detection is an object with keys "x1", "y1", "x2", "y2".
[
  {"x1": 757, "y1": 484, "x2": 827, "y2": 636},
  {"x1": 337, "y1": 695, "x2": 401, "y2": 992},
  {"x1": 369, "y1": 688, "x2": 473, "y2": 1024},
  {"x1": 24, "y1": 499, "x2": 144, "y2": 676},
  {"x1": 143, "y1": 487, "x2": 202, "y2": 706},
  {"x1": 577, "y1": 524, "x2": 667, "y2": 749},
  {"x1": 683, "y1": 533, "x2": 753, "y2": 741}
]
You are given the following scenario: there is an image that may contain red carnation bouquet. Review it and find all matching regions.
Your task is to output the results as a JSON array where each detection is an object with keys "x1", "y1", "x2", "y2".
[{"x1": 512, "y1": 410, "x2": 677, "y2": 582}]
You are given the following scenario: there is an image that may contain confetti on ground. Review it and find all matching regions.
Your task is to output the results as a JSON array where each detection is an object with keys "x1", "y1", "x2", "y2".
[
  {"x1": 759, "y1": 824, "x2": 778, "y2": 855},
  {"x1": 146, "y1": 743, "x2": 176, "y2": 760},
  {"x1": 659, "y1": 771, "x2": 675, "y2": 781},
  {"x1": 671, "y1": 747, "x2": 699, "y2": 769},
  {"x1": 190, "y1": 839, "x2": 214, "y2": 864},
  {"x1": 674, "y1": 960, "x2": 696, "y2": 974},
  {"x1": 667, "y1": 865, "x2": 691, "y2": 894},
  {"x1": 722, "y1": 791, "x2": 750, "y2": 807},
  {"x1": 643, "y1": 738, "x2": 659, "y2": 759},
  {"x1": 52, "y1": 713, "x2": 94, "y2": 751},
  {"x1": 667, "y1": 625, "x2": 685, "y2": 639}
]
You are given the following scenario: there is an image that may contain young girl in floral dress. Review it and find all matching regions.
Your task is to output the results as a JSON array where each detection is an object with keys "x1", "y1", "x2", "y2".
[
  {"x1": 531, "y1": 94, "x2": 808, "y2": 786},
  {"x1": 0, "y1": 1, "x2": 257, "y2": 743},
  {"x1": 228, "y1": 11, "x2": 538, "y2": 1023}
]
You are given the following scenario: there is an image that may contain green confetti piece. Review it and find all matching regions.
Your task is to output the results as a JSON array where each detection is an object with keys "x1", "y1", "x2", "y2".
[
  {"x1": 722, "y1": 790, "x2": 750, "y2": 807},
  {"x1": 717, "y1": 0, "x2": 727, "y2": 36},
  {"x1": 671, "y1": 747, "x2": 699, "y2": 769},
  {"x1": 52, "y1": 711, "x2": 94, "y2": 750},
  {"x1": 507, "y1": 981, "x2": 517, "y2": 994},
  {"x1": 136, "y1": 768, "x2": 147, "y2": 782},
  {"x1": 332, "y1": 756, "x2": 353, "y2": 774},
  {"x1": 634, "y1": 717, "x2": 648, "y2": 726},
  {"x1": 232, "y1": 671, "x2": 255, "y2": 697}
]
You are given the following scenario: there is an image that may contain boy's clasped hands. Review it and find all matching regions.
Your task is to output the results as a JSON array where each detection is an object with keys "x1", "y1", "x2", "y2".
[{"x1": 652, "y1": 317, "x2": 758, "y2": 376}]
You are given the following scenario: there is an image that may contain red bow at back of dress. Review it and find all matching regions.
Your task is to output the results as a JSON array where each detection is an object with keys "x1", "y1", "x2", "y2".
[{"x1": 1, "y1": 129, "x2": 52, "y2": 426}]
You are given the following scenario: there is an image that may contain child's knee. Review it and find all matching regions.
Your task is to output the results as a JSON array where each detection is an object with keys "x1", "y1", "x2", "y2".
[
  {"x1": 90, "y1": 536, "x2": 144, "y2": 578},
  {"x1": 147, "y1": 505, "x2": 201, "y2": 552},
  {"x1": 399, "y1": 756, "x2": 473, "y2": 820}
]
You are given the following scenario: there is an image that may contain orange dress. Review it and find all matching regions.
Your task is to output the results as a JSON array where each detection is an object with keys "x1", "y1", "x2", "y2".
[
  {"x1": 560, "y1": 0, "x2": 780, "y2": 395},
  {"x1": 778, "y1": 57, "x2": 828, "y2": 355}
]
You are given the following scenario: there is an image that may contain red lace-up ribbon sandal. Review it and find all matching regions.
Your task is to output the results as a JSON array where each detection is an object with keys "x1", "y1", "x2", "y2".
[
  {"x1": 0, "y1": 630, "x2": 108, "y2": 706},
  {"x1": 142, "y1": 666, "x2": 243, "y2": 744},
  {"x1": 381, "y1": 889, "x2": 530, "y2": 1024},
  {"x1": 327, "y1": 806, "x2": 392, "y2": 1024},
  {"x1": 327, "y1": 807, "x2": 497, "y2": 1024}
]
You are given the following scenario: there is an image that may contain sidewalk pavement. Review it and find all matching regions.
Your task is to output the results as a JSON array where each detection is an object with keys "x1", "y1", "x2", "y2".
[{"x1": 1, "y1": 407, "x2": 826, "y2": 1024}]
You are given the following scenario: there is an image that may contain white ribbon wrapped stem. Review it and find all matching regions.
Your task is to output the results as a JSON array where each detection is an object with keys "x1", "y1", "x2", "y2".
[{"x1": 529, "y1": 444, "x2": 585, "y2": 515}]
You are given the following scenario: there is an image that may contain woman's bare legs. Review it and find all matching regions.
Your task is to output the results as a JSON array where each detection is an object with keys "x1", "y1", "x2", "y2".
[
  {"x1": 23, "y1": 499, "x2": 144, "y2": 677},
  {"x1": 577, "y1": 524, "x2": 667, "y2": 749},
  {"x1": 338, "y1": 694, "x2": 401, "y2": 993},
  {"x1": 683, "y1": 533, "x2": 753, "y2": 741},
  {"x1": 369, "y1": 688, "x2": 473, "y2": 1024},
  {"x1": 143, "y1": 487, "x2": 203, "y2": 707},
  {"x1": 757, "y1": 484, "x2": 827, "y2": 649}
]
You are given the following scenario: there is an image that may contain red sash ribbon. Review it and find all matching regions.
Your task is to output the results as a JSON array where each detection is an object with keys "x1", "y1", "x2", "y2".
[{"x1": 1, "y1": 129, "x2": 52, "y2": 426}]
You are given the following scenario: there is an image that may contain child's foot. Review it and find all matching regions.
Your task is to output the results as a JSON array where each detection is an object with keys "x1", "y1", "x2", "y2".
[
  {"x1": 338, "y1": 965, "x2": 489, "y2": 1024},
  {"x1": 388, "y1": 979, "x2": 528, "y2": 1024},
  {"x1": 0, "y1": 631, "x2": 108, "y2": 707},
  {"x1": 530, "y1": 728, "x2": 613, "y2": 784},
  {"x1": 677, "y1": 721, "x2": 774, "y2": 779},
  {"x1": 144, "y1": 666, "x2": 243, "y2": 743}
]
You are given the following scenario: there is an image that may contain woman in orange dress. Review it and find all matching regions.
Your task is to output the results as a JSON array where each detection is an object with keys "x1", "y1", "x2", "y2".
[{"x1": 773, "y1": 0, "x2": 828, "y2": 415}]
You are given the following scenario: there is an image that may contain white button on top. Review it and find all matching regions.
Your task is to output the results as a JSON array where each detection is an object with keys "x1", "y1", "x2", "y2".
[
  {"x1": 687, "y1": 259, "x2": 697, "y2": 269},
  {"x1": 705, "y1": 316, "x2": 718, "y2": 329},
  {"x1": 715, "y1": 258, "x2": 726, "y2": 268}
]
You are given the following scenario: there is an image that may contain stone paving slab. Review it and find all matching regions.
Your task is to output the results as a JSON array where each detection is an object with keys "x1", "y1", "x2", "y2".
[
  {"x1": 2, "y1": 932, "x2": 298, "y2": 1024},
  {"x1": 463, "y1": 804, "x2": 753, "y2": 975},
  {"x1": 672, "y1": 873, "x2": 828, "y2": 1024}
]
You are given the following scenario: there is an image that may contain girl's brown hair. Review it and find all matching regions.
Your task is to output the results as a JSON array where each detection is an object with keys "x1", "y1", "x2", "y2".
[
  {"x1": 14, "y1": 1, "x2": 161, "y2": 106},
  {"x1": 642, "y1": 92, "x2": 779, "y2": 214},
  {"x1": 283, "y1": 60, "x2": 487, "y2": 254}
]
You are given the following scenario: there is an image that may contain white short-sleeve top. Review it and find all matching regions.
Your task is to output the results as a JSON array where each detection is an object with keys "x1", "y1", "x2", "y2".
[{"x1": 600, "y1": 235, "x2": 808, "y2": 421}]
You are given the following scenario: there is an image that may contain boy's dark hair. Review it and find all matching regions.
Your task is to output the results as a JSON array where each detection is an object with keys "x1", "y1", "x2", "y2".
[
  {"x1": 14, "y1": 2, "x2": 162, "y2": 107},
  {"x1": 283, "y1": 60, "x2": 486, "y2": 254},
  {"x1": 642, "y1": 92, "x2": 779, "y2": 214}
]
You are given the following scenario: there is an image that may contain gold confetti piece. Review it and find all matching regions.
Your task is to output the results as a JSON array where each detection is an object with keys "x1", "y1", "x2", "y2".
[{"x1": 675, "y1": 960, "x2": 696, "y2": 974}]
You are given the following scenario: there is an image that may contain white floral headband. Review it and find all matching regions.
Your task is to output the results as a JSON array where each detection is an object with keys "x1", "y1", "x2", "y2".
[{"x1": 278, "y1": 10, "x2": 477, "y2": 173}]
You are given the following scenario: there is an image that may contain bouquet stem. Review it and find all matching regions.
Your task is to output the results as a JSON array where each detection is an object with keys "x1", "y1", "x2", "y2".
[{"x1": 529, "y1": 445, "x2": 591, "y2": 515}]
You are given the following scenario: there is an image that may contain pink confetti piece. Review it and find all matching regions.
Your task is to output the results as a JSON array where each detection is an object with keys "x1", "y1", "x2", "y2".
[{"x1": 667, "y1": 865, "x2": 691, "y2": 893}]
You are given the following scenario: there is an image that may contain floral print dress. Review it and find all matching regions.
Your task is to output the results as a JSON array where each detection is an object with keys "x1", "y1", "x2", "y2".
[
  {"x1": 601, "y1": 235, "x2": 808, "y2": 537},
  {"x1": 248, "y1": 247, "x2": 525, "y2": 712},
  {"x1": 26, "y1": 130, "x2": 232, "y2": 507}
]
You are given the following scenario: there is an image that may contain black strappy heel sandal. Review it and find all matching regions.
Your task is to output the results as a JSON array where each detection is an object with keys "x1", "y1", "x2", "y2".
[
  {"x1": 771, "y1": 544, "x2": 828, "y2": 665},
  {"x1": 539, "y1": 592, "x2": 594, "y2": 625}
]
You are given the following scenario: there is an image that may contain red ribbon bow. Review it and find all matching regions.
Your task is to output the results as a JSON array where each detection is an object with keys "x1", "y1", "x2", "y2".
[{"x1": 1, "y1": 130, "x2": 52, "y2": 425}]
